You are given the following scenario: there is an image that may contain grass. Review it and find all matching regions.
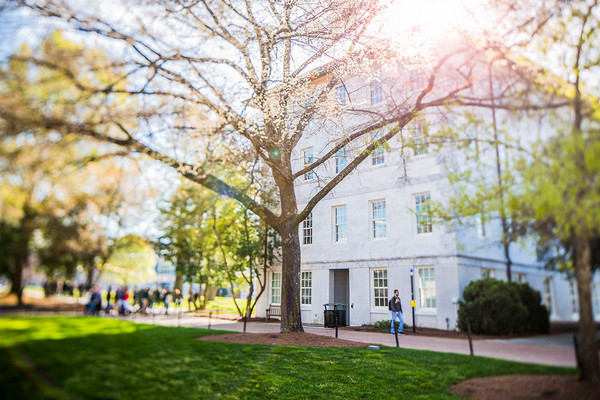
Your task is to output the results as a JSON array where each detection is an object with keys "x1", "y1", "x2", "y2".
[
  {"x1": 203, "y1": 296, "x2": 251, "y2": 314},
  {"x1": 0, "y1": 316, "x2": 574, "y2": 400}
]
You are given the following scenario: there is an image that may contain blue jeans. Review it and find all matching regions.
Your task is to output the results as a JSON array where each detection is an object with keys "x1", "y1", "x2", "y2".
[{"x1": 391, "y1": 311, "x2": 403, "y2": 333}]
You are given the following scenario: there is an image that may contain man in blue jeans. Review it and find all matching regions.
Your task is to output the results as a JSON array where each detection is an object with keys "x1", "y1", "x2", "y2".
[{"x1": 388, "y1": 289, "x2": 405, "y2": 335}]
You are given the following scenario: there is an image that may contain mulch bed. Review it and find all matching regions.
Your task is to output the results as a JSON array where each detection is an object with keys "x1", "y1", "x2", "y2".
[
  {"x1": 196, "y1": 332, "x2": 371, "y2": 348},
  {"x1": 450, "y1": 375, "x2": 600, "y2": 400}
]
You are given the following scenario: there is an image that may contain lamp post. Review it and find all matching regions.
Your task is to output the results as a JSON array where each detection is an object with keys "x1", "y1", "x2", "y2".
[{"x1": 410, "y1": 268, "x2": 416, "y2": 333}]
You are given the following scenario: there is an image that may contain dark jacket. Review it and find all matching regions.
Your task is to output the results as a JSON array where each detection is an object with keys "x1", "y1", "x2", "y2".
[{"x1": 389, "y1": 295, "x2": 402, "y2": 313}]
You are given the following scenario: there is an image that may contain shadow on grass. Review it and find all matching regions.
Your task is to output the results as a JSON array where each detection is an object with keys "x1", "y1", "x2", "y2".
[{"x1": 0, "y1": 316, "x2": 576, "y2": 400}]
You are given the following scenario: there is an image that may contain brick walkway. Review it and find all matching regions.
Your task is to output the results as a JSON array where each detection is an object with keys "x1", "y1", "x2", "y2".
[{"x1": 124, "y1": 312, "x2": 584, "y2": 368}]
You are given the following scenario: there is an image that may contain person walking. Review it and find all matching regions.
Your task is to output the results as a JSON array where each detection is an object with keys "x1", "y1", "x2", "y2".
[
  {"x1": 388, "y1": 289, "x2": 404, "y2": 335},
  {"x1": 105, "y1": 286, "x2": 112, "y2": 314}
]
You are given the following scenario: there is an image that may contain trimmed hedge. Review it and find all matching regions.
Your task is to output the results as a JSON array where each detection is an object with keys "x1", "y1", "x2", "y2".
[{"x1": 457, "y1": 278, "x2": 550, "y2": 335}]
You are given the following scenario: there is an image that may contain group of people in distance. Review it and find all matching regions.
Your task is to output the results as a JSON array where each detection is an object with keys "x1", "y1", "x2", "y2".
[{"x1": 85, "y1": 286, "x2": 183, "y2": 316}]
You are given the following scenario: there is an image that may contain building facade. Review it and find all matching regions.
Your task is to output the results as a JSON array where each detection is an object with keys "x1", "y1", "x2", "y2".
[{"x1": 254, "y1": 66, "x2": 600, "y2": 329}]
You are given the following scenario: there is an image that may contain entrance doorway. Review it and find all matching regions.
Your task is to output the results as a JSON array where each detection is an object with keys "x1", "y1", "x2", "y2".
[{"x1": 332, "y1": 269, "x2": 349, "y2": 323}]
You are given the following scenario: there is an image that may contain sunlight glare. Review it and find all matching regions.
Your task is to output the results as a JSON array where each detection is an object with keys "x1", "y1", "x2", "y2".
[{"x1": 379, "y1": 0, "x2": 490, "y2": 40}]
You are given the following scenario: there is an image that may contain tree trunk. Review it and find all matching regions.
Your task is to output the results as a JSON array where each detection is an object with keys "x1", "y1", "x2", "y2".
[
  {"x1": 174, "y1": 272, "x2": 183, "y2": 294},
  {"x1": 574, "y1": 237, "x2": 600, "y2": 382},
  {"x1": 278, "y1": 218, "x2": 303, "y2": 333},
  {"x1": 11, "y1": 258, "x2": 25, "y2": 306},
  {"x1": 85, "y1": 265, "x2": 95, "y2": 290},
  {"x1": 503, "y1": 235, "x2": 512, "y2": 282},
  {"x1": 245, "y1": 281, "x2": 254, "y2": 320}
]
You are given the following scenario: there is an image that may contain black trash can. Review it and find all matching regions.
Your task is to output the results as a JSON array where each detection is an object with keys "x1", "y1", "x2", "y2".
[{"x1": 323, "y1": 303, "x2": 347, "y2": 327}]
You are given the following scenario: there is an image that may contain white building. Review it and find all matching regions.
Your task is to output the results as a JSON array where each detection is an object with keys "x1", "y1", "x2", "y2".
[{"x1": 255, "y1": 62, "x2": 600, "y2": 330}]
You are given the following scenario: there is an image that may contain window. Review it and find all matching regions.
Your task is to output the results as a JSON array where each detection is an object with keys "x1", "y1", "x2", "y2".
[
  {"x1": 592, "y1": 282, "x2": 600, "y2": 316},
  {"x1": 301, "y1": 271, "x2": 312, "y2": 305},
  {"x1": 370, "y1": 71, "x2": 383, "y2": 104},
  {"x1": 302, "y1": 212, "x2": 313, "y2": 245},
  {"x1": 476, "y1": 214, "x2": 487, "y2": 238},
  {"x1": 418, "y1": 267, "x2": 436, "y2": 309},
  {"x1": 511, "y1": 272, "x2": 526, "y2": 283},
  {"x1": 371, "y1": 130, "x2": 385, "y2": 165},
  {"x1": 481, "y1": 268, "x2": 494, "y2": 279},
  {"x1": 569, "y1": 279, "x2": 578, "y2": 314},
  {"x1": 304, "y1": 97, "x2": 315, "y2": 126},
  {"x1": 333, "y1": 205, "x2": 347, "y2": 242},
  {"x1": 415, "y1": 193, "x2": 432, "y2": 234},
  {"x1": 543, "y1": 277, "x2": 554, "y2": 315},
  {"x1": 371, "y1": 200, "x2": 386, "y2": 239},
  {"x1": 373, "y1": 269, "x2": 388, "y2": 307},
  {"x1": 409, "y1": 69, "x2": 426, "y2": 90},
  {"x1": 303, "y1": 148, "x2": 314, "y2": 180},
  {"x1": 336, "y1": 85, "x2": 348, "y2": 106},
  {"x1": 412, "y1": 119, "x2": 428, "y2": 155},
  {"x1": 271, "y1": 272, "x2": 281, "y2": 304},
  {"x1": 335, "y1": 142, "x2": 347, "y2": 173}
]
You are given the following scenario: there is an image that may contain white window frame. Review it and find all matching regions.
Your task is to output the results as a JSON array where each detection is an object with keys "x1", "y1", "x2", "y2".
[
  {"x1": 301, "y1": 271, "x2": 312, "y2": 306},
  {"x1": 476, "y1": 214, "x2": 487, "y2": 238},
  {"x1": 333, "y1": 205, "x2": 347, "y2": 242},
  {"x1": 336, "y1": 85, "x2": 348, "y2": 106},
  {"x1": 335, "y1": 141, "x2": 347, "y2": 173},
  {"x1": 409, "y1": 69, "x2": 426, "y2": 91},
  {"x1": 415, "y1": 193, "x2": 432, "y2": 234},
  {"x1": 481, "y1": 268, "x2": 495, "y2": 279},
  {"x1": 592, "y1": 281, "x2": 600, "y2": 317},
  {"x1": 370, "y1": 199, "x2": 387, "y2": 239},
  {"x1": 569, "y1": 279, "x2": 578, "y2": 316},
  {"x1": 371, "y1": 130, "x2": 385, "y2": 166},
  {"x1": 302, "y1": 212, "x2": 313, "y2": 245},
  {"x1": 417, "y1": 267, "x2": 436, "y2": 310},
  {"x1": 412, "y1": 119, "x2": 428, "y2": 155},
  {"x1": 303, "y1": 147, "x2": 314, "y2": 180},
  {"x1": 372, "y1": 268, "x2": 388, "y2": 309},
  {"x1": 512, "y1": 272, "x2": 527, "y2": 283},
  {"x1": 271, "y1": 271, "x2": 281, "y2": 305},
  {"x1": 304, "y1": 97, "x2": 315, "y2": 125},
  {"x1": 543, "y1": 276, "x2": 555, "y2": 317},
  {"x1": 370, "y1": 71, "x2": 383, "y2": 104}
]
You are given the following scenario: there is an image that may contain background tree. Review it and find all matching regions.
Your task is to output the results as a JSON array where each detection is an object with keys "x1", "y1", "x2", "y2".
[
  {"x1": 159, "y1": 177, "x2": 278, "y2": 316},
  {"x1": 484, "y1": 0, "x2": 600, "y2": 381},
  {"x1": 103, "y1": 234, "x2": 156, "y2": 285},
  {"x1": 158, "y1": 180, "x2": 221, "y2": 309},
  {"x1": 432, "y1": 110, "x2": 526, "y2": 282},
  {"x1": 0, "y1": 31, "x2": 152, "y2": 301}
]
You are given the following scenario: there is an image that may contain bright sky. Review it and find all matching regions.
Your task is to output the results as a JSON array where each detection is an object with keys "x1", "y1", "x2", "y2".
[{"x1": 376, "y1": 0, "x2": 492, "y2": 40}]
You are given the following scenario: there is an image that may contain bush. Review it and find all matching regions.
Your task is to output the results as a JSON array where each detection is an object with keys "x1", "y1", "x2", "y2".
[
  {"x1": 457, "y1": 278, "x2": 549, "y2": 335},
  {"x1": 513, "y1": 281, "x2": 550, "y2": 334}
]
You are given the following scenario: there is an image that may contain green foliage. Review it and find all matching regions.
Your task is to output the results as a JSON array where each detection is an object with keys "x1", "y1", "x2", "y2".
[
  {"x1": 0, "y1": 32, "x2": 142, "y2": 292},
  {"x1": 514, "y1": 132, "x2": 600, "y2": 244},
  {"x1": 0, "y1": 316, "x2": 572, "y2": 400},
  {"x1": 159, "y1": 178, "x2": 278, "y2": 315},
  {"x1": 512, "y1": 281, "x2": 550, "y2": 334},
  {"x1": 104, "y1": 234, "x2": 156, "y2": 284},
  {"x1": 457, "y1": 279, "x2": 549, "y2": 335}
]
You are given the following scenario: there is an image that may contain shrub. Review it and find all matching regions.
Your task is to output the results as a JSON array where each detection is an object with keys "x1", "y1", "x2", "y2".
[
  {"x1": 512, "y1": 281, "x2": 550, "y2": 334},
  {"x1": 457, "y1": 278, "x2": 549, "y2": 335}
]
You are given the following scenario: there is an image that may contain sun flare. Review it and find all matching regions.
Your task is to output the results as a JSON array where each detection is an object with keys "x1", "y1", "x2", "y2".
[{"x1": 379, "y1": 0, "x2": 492, "y2": 40}]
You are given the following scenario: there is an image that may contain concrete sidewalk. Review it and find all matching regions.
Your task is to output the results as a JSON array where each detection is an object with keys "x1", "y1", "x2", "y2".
[{"x1": 124, "y1": 312, "x2": 583, "y2": 368}]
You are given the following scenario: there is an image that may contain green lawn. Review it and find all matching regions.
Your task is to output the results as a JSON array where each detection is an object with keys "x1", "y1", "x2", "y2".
[
  {"x1": 203, "y1": 296, "x2": 252, "y2": 315},
  {"x1": 0, "y1": 316, "x2": 574, "y2": 400}
]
